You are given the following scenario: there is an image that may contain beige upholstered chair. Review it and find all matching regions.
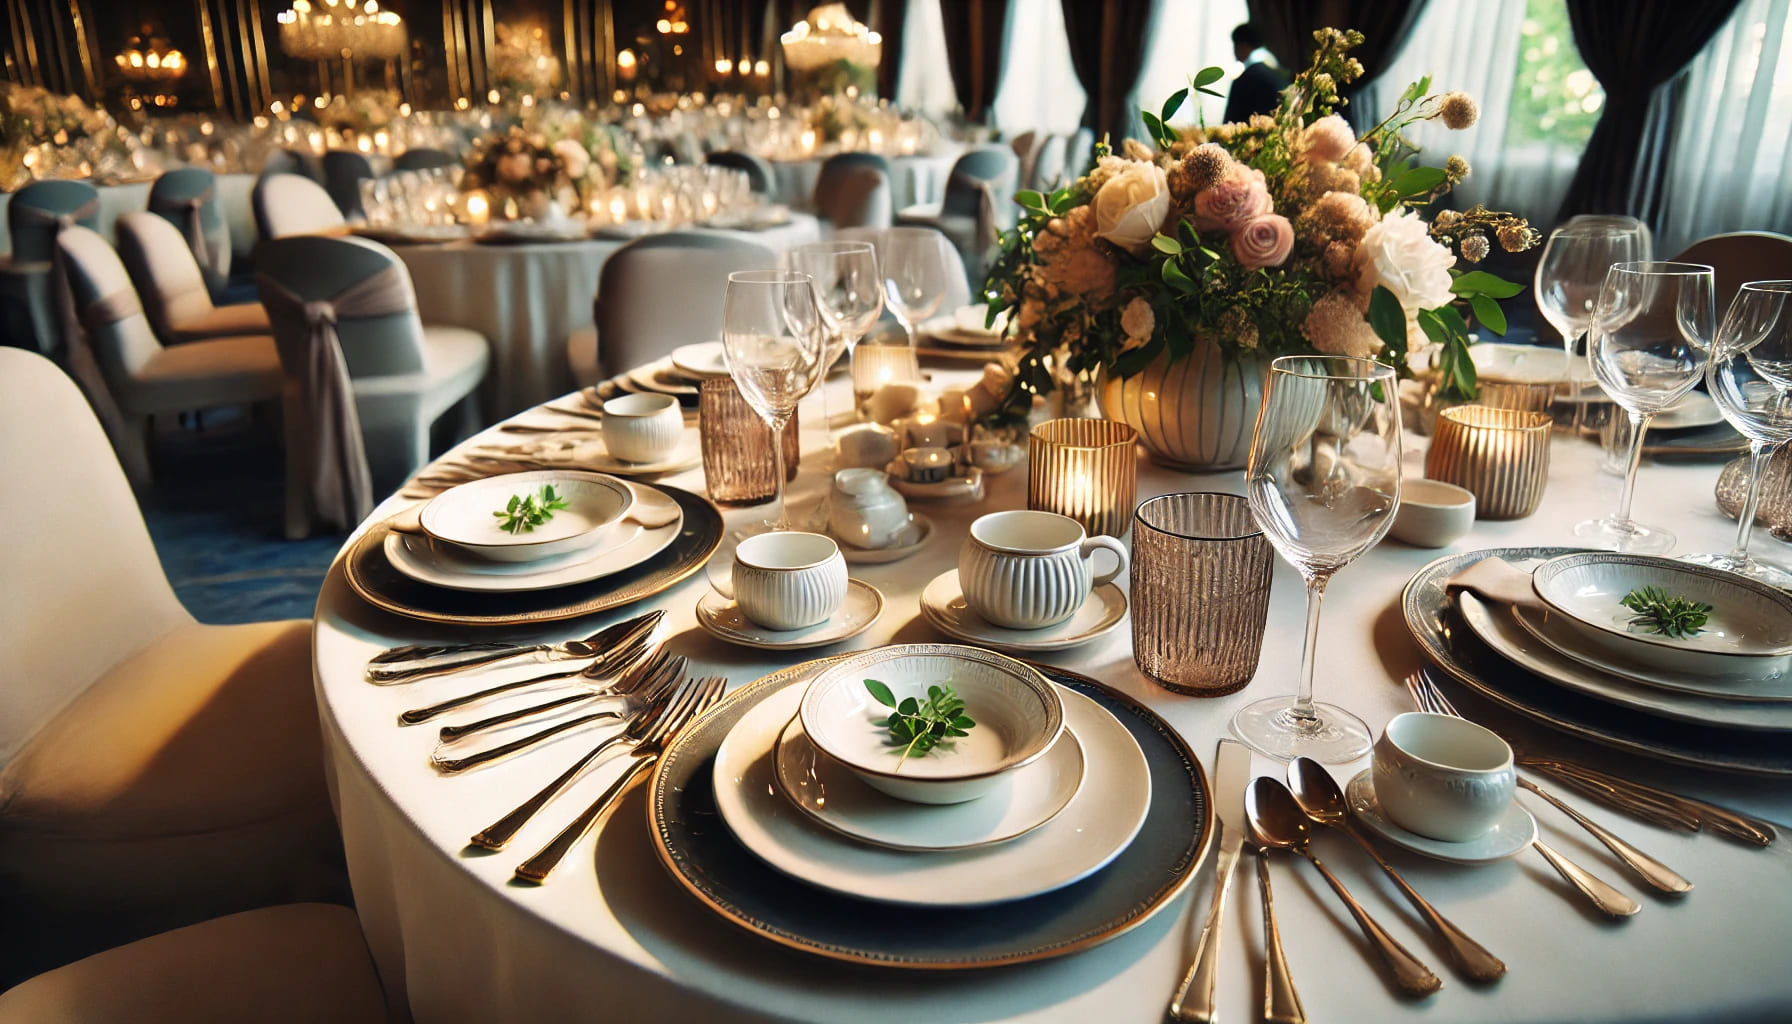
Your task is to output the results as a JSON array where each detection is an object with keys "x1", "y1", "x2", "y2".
[
  {"x1": 1008, "y1": 130, "x2": 1044, "y2": 194},
  {"x1": 1673, "y1": 231, "x2": 1792, "y2": 318},
  {"x1": 116, "y1": 212, "x2": 272, "y2": 344},
  {"x1": 55, "y1": 225, "x2": 283, "y2": 484},
  {"x1": 252, "y1": 172, "x2": 347, "y2": 240},
  {"x1": 0, "y1": 904, "x2": 388, "y2": 1023},
  {"x1": 0, "y1": 349, "x2": 349, "y2": 985},
  {"x1": 896, "y1": 147, "x2": 1019, "y2": 289},
  {"x1": 814, "y1": 157, "x2": 895, "y2": 231}
]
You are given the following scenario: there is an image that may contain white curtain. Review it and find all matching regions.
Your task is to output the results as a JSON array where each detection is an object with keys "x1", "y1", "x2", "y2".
[
  {"x1": 991, "y1": 0, "x2": 1086, "y2": 135},
  {"x1": 1133, "y1": 0, "x2": 1249, "y2": 127},
  {"x1": 896, "y1": 0, "x2": 959, "y2": 120},
  {"x1": 1654, "y1": 0, "x2": 1792, "y2": 257}
]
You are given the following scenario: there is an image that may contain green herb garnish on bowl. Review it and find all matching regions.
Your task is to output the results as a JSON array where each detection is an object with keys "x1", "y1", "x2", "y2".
[
  {"x1": 1621, "y1": 586, "x2": 1714, "y2": 639},
  {"x1": 864, "y1": 679, "x2": 975, "y2": 771},
  {"x1": 493, "y1": 484, "x2": 571, "y2": 535}
]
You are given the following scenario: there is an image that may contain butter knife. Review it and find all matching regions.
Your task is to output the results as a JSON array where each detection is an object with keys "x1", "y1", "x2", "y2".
[{"x1": 1169, "y1": 739, "x2": 1254, "y2": 1024}]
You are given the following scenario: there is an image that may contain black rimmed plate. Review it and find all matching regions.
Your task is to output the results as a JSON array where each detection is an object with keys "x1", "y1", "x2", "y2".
[
  {"x1": 1403, "y1": 545, "x2": 1792, "y2": 774},
  {"x1": 646, "y1": 656, "x2": 1214, "y2": 969}
]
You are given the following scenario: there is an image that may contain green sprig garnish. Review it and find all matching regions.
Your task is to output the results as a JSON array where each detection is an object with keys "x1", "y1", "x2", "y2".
[
  {"x1": 493, "y1": 484, "x2": 571, "y2": 535},
  {"x1": 864, "y1": 679, "x2": 976, "y2": 771},
  {"x1": 1620, "y1": 586, "x2": 1713, "y2": 639}
]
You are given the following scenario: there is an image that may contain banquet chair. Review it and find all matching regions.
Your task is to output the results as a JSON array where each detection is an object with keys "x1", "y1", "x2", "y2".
[
  {"x1": 814, "y1": 154, "x2": 895, "y2": 230},
  {"x1": 1064, "y1": 126, "x2": 1096, "y2": 179},
  {"x1": 392, "y1": 147, "x2": 458, "y2": 173},
  {"x1": 252, "y1": 173, "x2": 347, "y2": 240},
  {"x1": 256, "y1": 234, "x2": 489, "y2": 536},
  {"x1": 1008, "y1": 130, "x2": 1044, "y2": 194},
  {"x1": 895, "y1": 147, "x2": 1018, "y2": 291},
  {"x1": 1673, "y1": 231, "x2": 1792, "y2": 317},
  {"x1": 0, "y1": 348, "x2": 349, "y2": 985},
  {"x1": 831, "y1": 226, "x2": 974, "y2": 342},
  {"x1": 0, "y1": 904, "x2": 388, "y2": 1023},
  {"x1": 56, "y1": 225, "x2": 283, "y2": 484},
  {"x1": 147, "y1": 167, "x2": 233, "y2": 299},
  {"x1": 117, "y1": 212, "x2": 272, "y2": 345},
  {"x1": 565, "y1": 232, "x2": 778, "y2": 385},
  {"x1": 1031, "y1": 132, "x2": 1069, "y2": 192},
  {"x1": 1, "y1": 179, "x2": 100, "y2": 356},
  {"x1": 705, "y1": 150, "x2": 776, "y2": 194},
  {"x1": 322, "y1": 150, "x2": 376, "y2": 220}
]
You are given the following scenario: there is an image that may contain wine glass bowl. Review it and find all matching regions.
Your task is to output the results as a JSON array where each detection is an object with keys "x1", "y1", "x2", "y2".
[
  {"x1": 1534, "y1": 220, "x2": 1650, "y2": 421},
  {"x1": 879, "y1": 227, "x2": 957, "y2": 343},
  {"x1": 721, "y1": 270, "x2": 828, "y2": 533}
]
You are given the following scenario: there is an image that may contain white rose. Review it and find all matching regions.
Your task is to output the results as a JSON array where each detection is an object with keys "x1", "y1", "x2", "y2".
[
  {"x1": 551, "y1": 138, "x2": 590, "y2": 180},
  {"x1": 1091, "y1": 161, "x2": 1170, "y2": 255},
  {"x1": 1353, "y1": 209, "x2": 1456, "y2": 312}
]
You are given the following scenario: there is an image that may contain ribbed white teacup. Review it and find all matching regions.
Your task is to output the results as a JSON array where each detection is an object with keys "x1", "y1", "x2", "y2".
[
  {"x1": 723, "y1": 531, "x2": 848, "y2": 631},
  {"x1": 602, "y1": 392, "x2": 684, "y2": 463},
  {"x1": 959, "y1": 510, "x2": 1128, "y2": 630}
]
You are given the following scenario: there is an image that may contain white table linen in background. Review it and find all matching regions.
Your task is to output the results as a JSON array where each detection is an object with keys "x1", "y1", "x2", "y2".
[
  {"x1": 314, "y1": 365, "x2": 1792, "y2": 1024},
  {"x1": 388, "y1": 215, "x2": 821, "y2": 418},
  {"x1": 768, "y1": 150, "x2": 961, "y2": 214}
]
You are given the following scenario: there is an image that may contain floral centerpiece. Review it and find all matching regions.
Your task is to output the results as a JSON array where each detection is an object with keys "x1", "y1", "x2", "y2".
[
  {"x1": 459, "y1": 126, "x2": 575, "y2": 219},
  {"x1": 983, "y1": 29, "x2": 1538, "y2": 466},
  {"x1": 531, "y1": 109, "x2": 637, "y2": 207}
]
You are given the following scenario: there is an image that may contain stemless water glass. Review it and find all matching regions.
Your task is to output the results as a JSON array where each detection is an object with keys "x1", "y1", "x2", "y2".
[
  {"x1": 880, "y1": 226, "x2": 957, "y2": 344},
  {"x1": 721, "y1": 270, "x2": 828, "y2": 533},
  {"x1": 1535, "y1": 221, "x2": 1650, "y2": 421},
  {"x1": 1575, "y1": 261, "x2": 1716, "y2": 554},
  {"x1": 1234, "y1": 355, "x2": 1402, "y2": 763},
  {"x1": 1684, "y1": 281, "x2": 1792, "y2": 585}
]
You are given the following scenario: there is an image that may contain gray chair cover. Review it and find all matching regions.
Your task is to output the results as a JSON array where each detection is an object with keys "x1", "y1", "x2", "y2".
[
  {"x1": 392, "y1": 148, "x2": 458, "y2": 173},
  {"x1": 594, "y1": 232, "x2": 779, "y2": 374},
  {"x1": 2, "y1": 181, "x2": 100, "y2": 358},
  {"x1": 705, "y1": 151, "x2": 777, "y2": 194},
  {"x1": 814, "y1": 154, "x2": 896, "y2": 229},
  {"x1": 116, "y1": 212, "x2": 271, "y2": 345},
  {"x1": 321, "y1": 150, "x2": 376, "y2": 220},
  {"x1": 1031, "y1": 133, "x2": 1069, "y2": 192},
  {"x1": 1009, "y1": 131, "x2": 1044, "y2": 195},
  {"x1": 147, "y1": 168, "x2": 231, "y2": 295},
  {"x1": 253, "y1": 174, "x2": 348, "y2": 241}
]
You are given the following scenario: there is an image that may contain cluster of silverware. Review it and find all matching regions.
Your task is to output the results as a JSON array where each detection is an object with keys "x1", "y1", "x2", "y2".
[
  {"x1": 1170, "y1": 670, "x2": 1776, "y2": 1022},
  {"x1": 365, "y1": 610, "x2": 726, "y2": 883}
]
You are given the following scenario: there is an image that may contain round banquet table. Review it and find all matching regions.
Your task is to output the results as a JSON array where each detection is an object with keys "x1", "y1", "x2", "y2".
[
  {"x1": 314, "y1": 363, "x2": 1792, "y2": 1024},
  {"x1": 387, "y1": 215, "x2": 822, "y2": 420},
  {"x1": 767, "y1": 148, "x2": 962, "y2": 213}
]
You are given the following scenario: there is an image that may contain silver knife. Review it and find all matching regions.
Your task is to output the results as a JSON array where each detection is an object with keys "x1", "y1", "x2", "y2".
[{"x1": 1169, "y1": 739, "x2": 1252, "y2": 1024}]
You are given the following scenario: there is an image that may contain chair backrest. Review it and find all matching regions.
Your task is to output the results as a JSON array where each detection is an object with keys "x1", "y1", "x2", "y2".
[
  {"x1": 56, "y1": 225, "x2": 168, "y2": 387},
  {"x1": 115, "y1": 212, "x2": 219, "y2": 343},
  {"x1": 941, "y1": 147, "x2": 1018, "y2": 220},
  {"x1": 321, "y1": 150, "x2": 376, "y2": 219},
  {"x1": 147, "y1": 167, "x2": 232, "y2": 291},
  {"x1": 0, "y1": 347, "x2": 189, "y2": 769},
  {"x1": 705, "y1": 151, "x2": 775, "y2": 194},
  {"x1": 1008, "y1": 131, "x2": 1043, "y2": 193},
  {"x1": 254, "y1": 234, "x2": 428, "y2": 378},
  {"x1": 814, "y1": 164, "x2": 893, "y2": 230},
  {"x1": 594, "y1": 232, "x2": 778, "y2": 373},
  {"x1": 8, "y1": 180, "x2": 100, "y2": 263},
  {"x1": 253, "y1": 173, "x2": 347, "y2": 240},
  {"x1": 1673, "y1": 231, "x2": 1792, "y2": 318},
  {"x1": 1031, "y1": 133, "x2": 1069, "y2": 192},
  {"x1": 1064, "y1": 127, "x2": 1095, "y2": 180},
  {"x1": 392, "y1": 148, "x2": 458, "y2": 173},
  {"x1": 819, "y1": 151, "x2": 893, "y2": 179}
]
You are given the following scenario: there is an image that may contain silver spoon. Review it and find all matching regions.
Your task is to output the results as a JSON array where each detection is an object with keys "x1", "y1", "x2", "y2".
[
  {"x1": 1247, "y1": 777, "x2": 1443, "y2": 998},
  {"x1": 1287, "y1": 757, "x2": 1506, "y2": 983}
]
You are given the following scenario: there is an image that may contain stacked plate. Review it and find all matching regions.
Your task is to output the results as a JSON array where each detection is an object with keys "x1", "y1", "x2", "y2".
[
  {"x1": 1405, "y1": 547, "x2": 1792, "y2": 774},
  {"x1": 587, "y1": 353, "x2": 709, "y2": 411},
  {"x1": 646, "y1": 646, "x2": 1214, "y2": 967},
  {"x1": 919, "y1": 305, "x2": 1011, "y2": 352}
]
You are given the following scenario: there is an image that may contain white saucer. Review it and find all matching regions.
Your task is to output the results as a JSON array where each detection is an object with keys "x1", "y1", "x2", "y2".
[
  {"x1": 588, "y1": 433, "x2": 704, "y2": 476},
  {"x1": 383, "y1": 482, "x2": 682, "y2": 593},
  {"x1": 773, "y1": 711, "x2": 1084, "y2": 851},
  {"x1": 670, "y1": 342, "x2": 729, "y2": 379},
  {"x1": 885, "y1": 463, "x2": 985, "y2": 502},
  {"x1": 1345, "y1": 770, "x2": 1535, "y2": 865},
  {"x1": 713, "y1": 684, "x2": 1150, "y2": 907},
  {"x1": 921, "y1": 569, "x2": 1128, "y2": 653},
  {"x1": 695, "y1": 579, "x2": 883, "y2": 650},
  {"x1": 830, "y1": 513, "x2": 933, "y2": 564}
]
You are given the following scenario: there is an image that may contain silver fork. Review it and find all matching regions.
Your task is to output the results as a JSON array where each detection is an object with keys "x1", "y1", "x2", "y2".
[
  {"x1": 430, "y1": 654, "x2": 686, "y2": 774},
  {"x1": 398, "y1": 632, "x2": 662, "y2": 727},
  {"x1": 513, "y1": 675, "x2": 727, "y2": 884},
  {"x1": 434, "y1": 644, "x2": 673, "y2": 742}
]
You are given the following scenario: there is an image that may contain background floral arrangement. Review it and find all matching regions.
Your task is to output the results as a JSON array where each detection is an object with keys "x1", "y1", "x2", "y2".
[
  {"x1": 1, "y1": 83, "x2": 159, "y2": 189},
  {"x1": 459, "y1": 126, "x2": 574, "y2": 217},
  {"x1": 530, "y1": 109, "x2": 637, "y2": 205},
  {"x1": 983, "y1": 28, "x2": 1538, "y2": 416},
  {"x1": 313, "y1": 90, "x2": 404, "y2": 135}
]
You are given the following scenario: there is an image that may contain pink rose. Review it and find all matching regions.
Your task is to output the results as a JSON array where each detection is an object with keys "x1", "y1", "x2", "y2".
[
  {"x1": 1302, "y1": 115, "x2": 1356, "y2": 163},
  {"x1": 1233, "y1": 214, "x2": 1294, "y2": 270},
  {"x1": 1194, "y1": 170, "x2": 1270, "y2": 233}
]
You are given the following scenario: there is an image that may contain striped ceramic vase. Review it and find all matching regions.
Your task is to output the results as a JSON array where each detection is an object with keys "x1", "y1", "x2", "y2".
[{"x1": 1097, "y1": 337, "x2": 1265, "y2": 471}]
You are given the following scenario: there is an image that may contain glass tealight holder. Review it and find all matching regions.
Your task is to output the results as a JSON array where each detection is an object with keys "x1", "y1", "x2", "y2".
[
  {"x1": 851, "y1": 341, "x2": 922, "y2": 412},
  {"x1": 699, "y1": 378, "x2": 799, "y2": 505},
  {"x1": 1027, "y1": 418, "x2": 1138, "y2": 538}
]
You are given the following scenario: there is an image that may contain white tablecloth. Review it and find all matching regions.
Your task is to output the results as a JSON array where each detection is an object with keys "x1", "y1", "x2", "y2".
[
  {"x1": 314, "y1": 368, "x2": 1792, "y2": 1024},
  {"x1": 767, "y1": 150, "x2": 961, "y2": 213},
  {"x1": 0, "y1": 172, "x2": 257, "y2": 261},
  {"x1": 389, "y1": 215, "x2": 822, "y2": 418}
]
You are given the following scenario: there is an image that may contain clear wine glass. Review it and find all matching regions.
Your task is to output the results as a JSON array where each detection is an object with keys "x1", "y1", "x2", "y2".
[
  {"x1": 1535, "y1": 221, "x2": 1649, "y2": 425},
  {"x1": 785, "y1": 240, "x2": 885, "y2": 474},
  {"x1": 1233, "y1": 355, "x2": 1402, "y2": 763},
  {"x1": 721, "y1": 270, "x2": 828, "y2": 533},
  {"x1": 879, "y1": 226, "x2": 957, "y2": 344},
  {"x1": 1575, "y1": 261, "x2": 1716, "y2": 553},
  {"x1": 1683, "y1": 281, "x2": 1792, "y2": 585}
]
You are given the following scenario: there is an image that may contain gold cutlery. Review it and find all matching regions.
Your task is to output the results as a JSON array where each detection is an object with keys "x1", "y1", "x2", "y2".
[
  {"x1": 1247, "y1": 777, "x2": 1443, "y2": 997},
  {"x1": 397, "y1": 632, "x2": 663, "y2": 726},
  {"x1": 1169, "y1": 740, "x2": 1252, "y2": 1024},
  {"x1": 1529, "y1": 838, "x2": 1640, "y2": 917},
  {"x1": 1286, "y1": 757, "x2": 1507, "y2": 983},
  {"x1": 369, "y1": 610, "x2": 663, "y2": 685},
  {"x1": 1521, "y1": 757, "x2": 1775, "y2": 846},
  {"x1": 1255, "y1": 851, "x2": 1306, "y2": 1024}
]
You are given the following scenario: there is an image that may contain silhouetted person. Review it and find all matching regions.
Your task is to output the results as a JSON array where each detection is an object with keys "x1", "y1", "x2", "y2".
[{"x1": 1224, "y1": 24, "x2": 1290, "y2": 123}]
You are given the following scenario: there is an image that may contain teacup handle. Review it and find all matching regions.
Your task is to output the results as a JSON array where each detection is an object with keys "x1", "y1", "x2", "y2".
[{"x1": 1080, "y1": 536, "x2": 1129, "y2": 587}]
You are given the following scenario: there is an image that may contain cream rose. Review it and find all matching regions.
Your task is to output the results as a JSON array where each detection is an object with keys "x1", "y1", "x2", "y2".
[
  {"x1": 1353, "y1": 209, "x2": 1456, "y2": 312},
  {"x1": 1302, "y1": 115, "x2": 1356, "y2": 163},
  {"x1": 1091, "y1": 160, "x2": 1170, "y2": 254},
  {"x1": 551, "y1": 138, "x2": 590, "y2": 180},
  {"x1": 1233, "y1": 214, "x2": 1294, "y2": 270}
]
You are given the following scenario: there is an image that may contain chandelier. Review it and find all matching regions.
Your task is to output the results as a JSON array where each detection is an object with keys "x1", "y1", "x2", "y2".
[
  {"x1": 276, "y1": 0, "x2": 406, "y2": 62},
  {"x1": 781, "y1": 3, "x2": 882, "y2": 71},
  {"x1": 114, "y1": 30, "x2": 187, "y2": 85}
]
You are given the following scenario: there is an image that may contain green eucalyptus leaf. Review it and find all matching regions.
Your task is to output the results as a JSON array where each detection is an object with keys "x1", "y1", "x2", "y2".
[
  {"x1": 1160, "y1": 88, "x2": 1189, "y2": 123},
  {"x1": 1368, "y1": 285, "x2": 1408, "y2": 351},
  {"x1": 864, "y1": 679, "x2": 897, "y2": 709},
  {"x1": 1151, "y1": 233, "x2": 1183, "y2": 255},
  {"x1": 1450, "y1": 270, "x2": 1525, "y2": 299},
  {"x1": 1161, "y1": 259, "x2": 1197, "y2": 293},
  {"x1": 1469, "y1": 294, "x2": 1508, "y2": 335},
  {"x1": 1192, "y1": 66, "x2": 1225, "y2": 88},
  {"x1": 1391, "y1": 166, "x2": 1447, "y2": 198}
]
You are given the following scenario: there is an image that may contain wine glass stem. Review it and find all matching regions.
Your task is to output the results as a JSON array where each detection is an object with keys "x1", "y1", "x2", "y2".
[
  {"x1": 768, "y1": 413, "x2": 790, "y2": 530},
  {"x1": 1289, "y1": 577, "x2": 1330, "y2": 727},
  {"x1": 1733, "y1": 441, "x2": 1772, "y2": 559},
  {"x1": 1614, "y1": 410, "x2": 1652, "y2": 524}
]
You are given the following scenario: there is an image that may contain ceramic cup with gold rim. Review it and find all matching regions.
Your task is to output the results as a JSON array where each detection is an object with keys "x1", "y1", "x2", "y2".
[{"x1": 1425, "y1": 405, "x2": 1552, "y2": 520}]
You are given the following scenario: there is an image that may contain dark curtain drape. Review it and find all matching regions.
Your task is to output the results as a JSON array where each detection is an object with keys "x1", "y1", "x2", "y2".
[
  {"x1": 1060, "y1": 0, "x2": 1155, "y2": 142},
  {"x1": 872, "y1": 0, "x2": 909, "y2": 100},
  {"x1": 1555, "y1": 0, "x2": 1742, "y2": 222},
  {"x1": 940, "y1": 0, "x2": 1012, "y2": 123},
  {"x1": 1244, "y1": 0, "x2": 1426, "y2": 129}
]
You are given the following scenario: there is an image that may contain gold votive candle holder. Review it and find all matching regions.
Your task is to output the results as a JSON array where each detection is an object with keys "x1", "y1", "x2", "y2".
[
  {"x1": 1474, "y1": 379, "x2": 1558, "y2": 415},
  {"x1": 1425, "y1": 404, "x2": 1552, "y2": 520},
  {"x1": 1027, "y1": 418, "x2": 1138, "y2": 538},
  {"x1": 699, "y1": 378, "x2": 799, "y2": 505},
  {"x1": 1132, "y1": 492, "x2": 1274, "y2": 696},
  {"x1": 850, "y1": 341, "x2": 922, "y2": 404}
]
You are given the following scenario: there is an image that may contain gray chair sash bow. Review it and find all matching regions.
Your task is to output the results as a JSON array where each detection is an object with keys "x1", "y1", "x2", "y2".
[{"x1": 150, "y1": 188, "x2": 217, "y2": 275}]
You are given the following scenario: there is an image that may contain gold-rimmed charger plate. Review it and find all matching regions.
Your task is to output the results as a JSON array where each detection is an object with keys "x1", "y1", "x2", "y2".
[
  {"x1": 647, "y1": 655, "x2": 1213, "y2": 968},
  {"x1": 344, "y1": 484, "x2": 722, "y2": 625}
]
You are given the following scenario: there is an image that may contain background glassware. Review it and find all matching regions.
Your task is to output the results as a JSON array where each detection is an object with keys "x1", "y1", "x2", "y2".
[
  {"x1": 699, "y1": 378, "x2": 801, "y2": 505},
  {"x1": 879, "y1": 226, "x2": 956, "y2": 345},
  {"x1": 1575, "y1": 261, "x2": 1716, "y2": 553},
  {"x1": 1684, "y1": 281, "x2": 1792, "y2": 585},
  {"x1": 1235, "y1": 355, "x2": 1402, "y2": 763},
  {"x1": 1132, "y1": 493, "x2": 1274, "y2": 696},
  {"x1": 721, "y1": 270, "x2": 827, "y2": 532},
  {"x1": 788, "y1": 239, "x2": 885, "y2": 438},
  {"x1": 1534, "y1": 220, "x2": 1650, "y2": 426}
]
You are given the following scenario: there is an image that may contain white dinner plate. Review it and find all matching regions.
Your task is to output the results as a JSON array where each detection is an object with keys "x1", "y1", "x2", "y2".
[
  {"x1": 694, "y1": 580, "x2": 884, "y2": 650},
  {"x1": 1654, "y1": 391, "x2": 1724, "y2": 430},
  {"x1": 626, "y1": 360, "x2": 701, "y2": 397},
  {"x1": 417, "y1": 470, "x2": 631, "y2": 562},
  {"x1": 1508, "y1": 601, "x2": 1792, "y2": 703},
  {"x1": 921, "y1": 569, "x2": 1128, "y2": 653},
  {"x1": 671, "y1": 342, "x2": 730, "y2": 379},
  {"x1": 1465, "y1": 342, "x2": 1576, "y2": 385},
  {"x1": 1346, "y1": 771, "x2": 1534, "y2": 865},
  {"x1": 712, "y1": 683, "x2": 1150, "y2": 907},
  {"x1": 772, "y1": 710, "x2": 1085, "y2": 851},
  {"x1": 382, "y1": 481, "x2": 682, "y2": 592},
  {"x1": 1460, "y1": 592, "x2": 1792, "y2": 729},
  {"x1": 884, "y1": 463, "x2": 985, "y2": 502}
]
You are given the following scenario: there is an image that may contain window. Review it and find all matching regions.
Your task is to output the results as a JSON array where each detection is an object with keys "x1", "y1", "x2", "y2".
[
  {"x1": 991, "y1": 0, "x2": 1085, "y2": 135},
  {"x1": 896, "y1": 0, "x2": 957, "y2": 119}
]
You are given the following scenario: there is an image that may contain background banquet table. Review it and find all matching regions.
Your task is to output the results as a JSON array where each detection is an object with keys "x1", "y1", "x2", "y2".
[
  {"x1": 387, "y1": 215, "x2": 821, "y2": 418},
  {"x1": 313, "y1": 363, "x2": 1792, "y2": 1024},
  {"x1": 767, "y1": 149, "x2": 961, "y2": 213}
]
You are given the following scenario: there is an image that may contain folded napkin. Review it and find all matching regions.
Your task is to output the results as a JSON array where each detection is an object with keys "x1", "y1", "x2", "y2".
[{"x1": 1444, "y1": 557, "x2": 1544, "y2": 610}]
